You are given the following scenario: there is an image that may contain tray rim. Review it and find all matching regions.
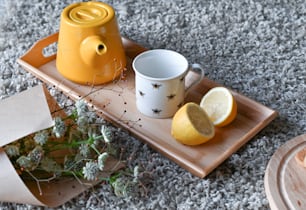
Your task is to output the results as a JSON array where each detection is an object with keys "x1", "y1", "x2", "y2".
[{"x1": 17, "y1": 32, "x2": 278, "y2": 178}]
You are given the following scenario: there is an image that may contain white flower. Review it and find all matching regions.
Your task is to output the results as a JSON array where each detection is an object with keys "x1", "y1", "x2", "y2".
[
  {"x1": 101, "y1": 125, "x2": 113, "y2": 143},
  {"x1": 86, "y1": 111, "x2": 96, "y2": 123},
  {"x1": 17, "y1": 156, "x2": 34, "y2": 170},
  {"x1": 16, "y1": 146, "x2": 44, "y2": 171},
  {"x1": 4, "y1": 145, "x2": 20, "y2": 157},
  {"x1": 82, "y1": 161, "x2": 99, "y2": 181},
  {"x1": 75, "y1": 100, "x2": 88, "y2": 116},
  {"x1": 76, "y1": 115, "x2": 89, "y2": 133},
  {"x1": 79, "y1": 143, "x2": 91, "y2": 158},
  {"x1": 34, "y1": 130, "x2": 49, "y2": 145},
  {"x1": 133, "y1": 165, "x2": 139, "y2": 183},
  {"x1": 111, "y1": 177, "x2": 133, "y2": 197},
  {"x1": 98, "y1": 152, "x2": 109, "y2": 170},
  {"x1": 28, "y1": 146, "x2": 44, "y2": 165},
  {"x1": 52, "y1": 117, "x2": 66, "y2": 138}
]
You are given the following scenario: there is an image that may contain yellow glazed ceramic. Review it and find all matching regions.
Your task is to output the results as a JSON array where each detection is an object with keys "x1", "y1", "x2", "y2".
[{"x1": 56, "y1": 1, "x2": 126, "y2": 85}]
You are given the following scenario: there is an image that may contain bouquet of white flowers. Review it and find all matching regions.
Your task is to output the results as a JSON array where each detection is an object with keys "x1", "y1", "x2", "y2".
[{"x1": 0, "y1": 85, "x2": 150, "y2": 207}]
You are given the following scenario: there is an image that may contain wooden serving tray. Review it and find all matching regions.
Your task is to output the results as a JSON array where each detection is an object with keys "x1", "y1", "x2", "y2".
[
  {"x1": 265, "y1": 134, "x2": 306, "y2": 210},
  {"x1": 17, "y1": 32, "x2": 277, "y2": 178}
]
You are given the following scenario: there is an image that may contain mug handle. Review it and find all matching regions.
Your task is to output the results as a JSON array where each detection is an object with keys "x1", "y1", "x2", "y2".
[{"x1": 184, "y1": 63, "x2": 205, "y2": 96}]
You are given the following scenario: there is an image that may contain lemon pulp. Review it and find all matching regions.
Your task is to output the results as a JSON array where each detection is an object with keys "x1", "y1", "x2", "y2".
[
  {"x1": 171, "y1": 102, "x2": 215, "y2": 146},
  {"x1": 200, "y1": 87, "x2": 237, "y2": 127}
]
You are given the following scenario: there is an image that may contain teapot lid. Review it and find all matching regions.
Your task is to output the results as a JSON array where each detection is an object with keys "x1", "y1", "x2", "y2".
[{"x1": 62, "y1": 2, "x2": 115, "y2": 27}]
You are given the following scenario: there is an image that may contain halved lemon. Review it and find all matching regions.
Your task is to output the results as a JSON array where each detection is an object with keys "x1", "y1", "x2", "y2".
[
  {"x1": 171, "y1": 102, "x2": 215, "y2": 146},
  {"x1": 200, "y1": 87, "x2": 237, "y2": 127}
]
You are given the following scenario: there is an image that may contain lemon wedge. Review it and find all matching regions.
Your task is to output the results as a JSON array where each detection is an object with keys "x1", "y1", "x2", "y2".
[
  {"x1": 171, "y1": 102, "x2": 215, "y2": 146},
  {"x1": 200, "y1": 87, "x2": 237, "y2": 127}
]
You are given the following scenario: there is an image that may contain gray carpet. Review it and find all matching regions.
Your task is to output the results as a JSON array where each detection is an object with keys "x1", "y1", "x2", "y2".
[{"x1": 1, "y1": 0, "x2": 306, "y2": 209}]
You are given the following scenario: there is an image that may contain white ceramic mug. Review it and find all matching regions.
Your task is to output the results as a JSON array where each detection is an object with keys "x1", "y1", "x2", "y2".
[{"x1": 132, "y1": 49, "x2": 205, "y2": 118}]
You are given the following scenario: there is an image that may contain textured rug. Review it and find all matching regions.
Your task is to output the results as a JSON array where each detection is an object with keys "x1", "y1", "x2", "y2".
[{"x1": 1, "y1": 0, "x2": 306, "y2": 209}]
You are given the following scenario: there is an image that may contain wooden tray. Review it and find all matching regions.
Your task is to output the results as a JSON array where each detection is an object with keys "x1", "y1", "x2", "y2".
[
  {"x1": 265, "y1": 134, "x2": 306, "y2": 210},
  {"x1": 17, "y1": 32, "x2": 277, "y2": 178}
]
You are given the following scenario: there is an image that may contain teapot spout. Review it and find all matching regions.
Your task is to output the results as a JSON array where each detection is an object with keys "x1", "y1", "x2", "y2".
[{"x1": 80, "y1": 36, "x2": 107, "y2": 66}]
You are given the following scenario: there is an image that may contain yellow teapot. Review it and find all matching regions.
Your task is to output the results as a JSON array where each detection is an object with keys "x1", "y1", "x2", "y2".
[{"x1": 56, "y1": 1, "x2": 126, "y2": 85}]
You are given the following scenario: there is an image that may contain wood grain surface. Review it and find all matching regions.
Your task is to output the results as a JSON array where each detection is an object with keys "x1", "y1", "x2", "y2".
[
  {"x1": 265, "y1": 134, "x2": 306, "y2": 210},
  {"x1": 295, "y1": 147, "x2": 306, "y2": 168}
]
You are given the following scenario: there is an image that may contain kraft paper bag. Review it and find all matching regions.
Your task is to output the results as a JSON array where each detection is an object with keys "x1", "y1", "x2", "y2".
[{"x1": 0, "y1": 85, "x2": 121, "y2": 207}]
